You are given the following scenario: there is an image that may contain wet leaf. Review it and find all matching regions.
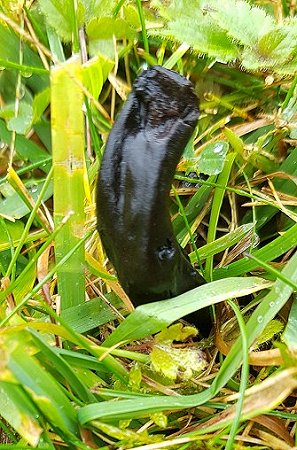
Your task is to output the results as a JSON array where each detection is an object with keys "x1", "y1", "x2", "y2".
[
  {"x1": 282, "y1": 296, "x2": 297, "y2": 350},
  {"x1": 7, "y1": 103, "x2": 33, "y2": 135},
  {"x1": 197, "y1": 141, "x2": 229, "y2": 175}
]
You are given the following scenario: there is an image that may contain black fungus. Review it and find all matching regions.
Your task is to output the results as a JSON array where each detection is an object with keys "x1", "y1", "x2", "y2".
[{"x1": 97, "y1": 66, "x2": 210, "y2": 334}]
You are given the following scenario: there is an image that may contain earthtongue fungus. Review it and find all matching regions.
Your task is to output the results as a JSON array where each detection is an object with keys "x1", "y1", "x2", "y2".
[{"x1": 97, "y1": 66, "x2": 210, "y2": 335}]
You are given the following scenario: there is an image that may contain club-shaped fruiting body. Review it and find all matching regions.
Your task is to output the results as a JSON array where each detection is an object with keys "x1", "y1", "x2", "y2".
[{"x1": 97, "y1": 66, "x2": 206, "y2": 321}]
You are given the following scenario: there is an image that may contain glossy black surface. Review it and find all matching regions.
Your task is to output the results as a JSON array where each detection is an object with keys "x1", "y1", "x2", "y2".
[{"x1": 97, "y1": 66, "x2": 206, "y2": 324}]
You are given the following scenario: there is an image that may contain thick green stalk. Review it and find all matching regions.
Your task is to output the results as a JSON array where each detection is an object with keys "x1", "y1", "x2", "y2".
[{"x1": 51, "y1": 55, "x2": 85, "y2": 310}]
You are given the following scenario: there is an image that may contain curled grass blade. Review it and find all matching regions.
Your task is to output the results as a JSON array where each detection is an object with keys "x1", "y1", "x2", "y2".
[{"x1": 214, "y1": 221, "x2": 297, "y2": 279}]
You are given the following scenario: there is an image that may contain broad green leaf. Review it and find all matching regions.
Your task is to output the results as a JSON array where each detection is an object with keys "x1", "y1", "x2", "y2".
[
  {"x1": 0, "y1": 23, "x2": 44, "y2": 69},
  {"x1": 155, "y1": 323, "x2": 197, "y2": 343},
  {"x1": 88, "y1": 39, "x2": 116, "y2": 59},
  {"x1": 128, "y1": 364, "x2": 142, "y2": 391},
  {"x1": 151, "y1": 324, "x2": 206, "y2": 381},
  {"x1": 151, "y1": 412, "x2": 167, "y2": 428},
  {"x1": 151, "y1": 0, "x2": 201, "y2": 21},
  {"x1": 82, "y1": 57, "x2": 103, "y2": 98},
  {"x1": 89, "y1": 0, "x2": 116, "y2": 18},
  {"x1": 60, "y1": 297, "x2": 117, "y2": 333},
  {"x1": 123, "y1": 4, "x2": 141, "y2": 28},
  {"x1": 150, "y1": 0, "x2": 297, "y2": 75},
  {"x1": 257, "y1": 27, "x2": 296, "y2": 63},
  {"x1": 196, "y1": 141, "x2": 229, "y2": 175}
]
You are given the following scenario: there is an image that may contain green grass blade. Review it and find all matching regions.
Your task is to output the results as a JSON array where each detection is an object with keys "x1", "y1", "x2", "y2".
[
  {"x1": 205, "y1": 152, "x2": 236, "y2": 281},
  {"x1": 211, "y1": 249, "x2": 297, "y2": 394},
  {"x1": 189, "y1": 223, "x2": 253, "y2": 263},
  {"x1": 29, "y1": 329, "x2": 96, "y2": 403},
  {"x1": 282, "y1": 295, "x2": 297, "y2": 350},
  {"x1": 0, "y1": 382, "x2": 42, "y2": 446},
  {"x1": 7, "y1": 340, "x2": 79, "y2": 436},
  {"x1": 103, "y1": 277, "x2": 270, "y2": 347},
  {"x1": 225, "y1": 300, "x2": 249, "y2": 450}
]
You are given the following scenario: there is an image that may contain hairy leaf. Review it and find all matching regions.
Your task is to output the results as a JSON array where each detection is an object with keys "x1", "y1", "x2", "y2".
[
  {"x1": 151, "y1": 0, "x2": 297, "y2": 75},
  {"x1": 151, "y1": 17, "x2": 239, "y2": 63},
  {"x1": 151, "y1": 0, "x2": 201, "y2": 21},
  {"x1": 202, "y1": 0, "x2": 274, "y2": 46},
  {"x1": 38, "y1": 0, "x2": 74, "y2": 41}
]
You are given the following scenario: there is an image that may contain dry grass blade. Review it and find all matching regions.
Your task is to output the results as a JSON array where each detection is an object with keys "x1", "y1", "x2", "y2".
[{"x1": 197, "y1": 368, "x2": 297, "y2": 433}]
